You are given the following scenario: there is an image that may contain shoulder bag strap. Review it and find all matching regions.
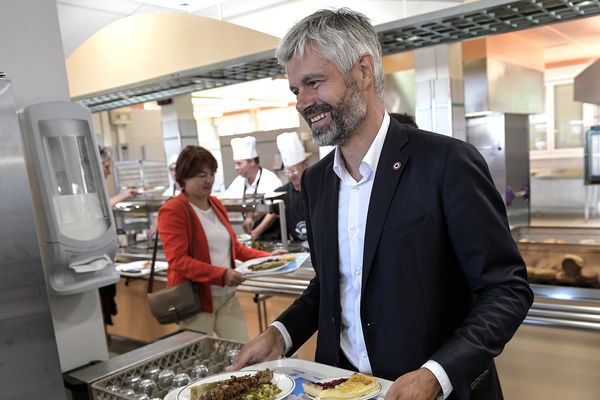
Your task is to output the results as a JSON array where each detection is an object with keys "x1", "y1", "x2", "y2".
[
  {"x1": 147, "y1": 201, "x2": 198, "y2": 294},
  {"x1": 147, "y1": 228, "x2": 160, "y2": 294}
]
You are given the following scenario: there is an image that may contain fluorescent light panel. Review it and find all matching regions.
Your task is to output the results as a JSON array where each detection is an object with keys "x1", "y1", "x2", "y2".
[{"x1": 134, "y1": 0, "x2": 219, "y2": 12}]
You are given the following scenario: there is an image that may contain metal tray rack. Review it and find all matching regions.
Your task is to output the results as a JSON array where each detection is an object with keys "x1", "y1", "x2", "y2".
[{"x1": 91, "y1": 335, "x2": 242, "y2": 400}]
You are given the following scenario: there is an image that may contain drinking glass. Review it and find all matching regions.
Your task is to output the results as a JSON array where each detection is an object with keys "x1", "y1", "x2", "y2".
[
  {"x1": 190, "y1": 363, "x2": 209, "y2": 379},
  {"x1": 105, "y1": 384, "x2": 120, "y2": 392},
  {"x1": 225, "y1": 349, "x2": 240, "y2": 366},
  {"x1": 157, "y1": 369, "x2": 175, "y2": 390},
  {"x1": 119, "y1": 388, "x2": 136, "y2": 397},
  {"x1": 138, "y1": 379, "x2": 157, "y2": 396},
  {"x1": 124, "y1": 375, "x2": 142, "y2": 392},
  {"x1": 173, "y1": 373, "x2": 191, "y2": 387},
  {"x1": 144, "y1": 366, "x2": 161, "y2": 381}
]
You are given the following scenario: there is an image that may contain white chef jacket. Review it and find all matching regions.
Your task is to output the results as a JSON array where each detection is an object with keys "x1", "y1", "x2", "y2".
[{"x1": 222, "y1": 167, "x2": 282, "y2": 199}]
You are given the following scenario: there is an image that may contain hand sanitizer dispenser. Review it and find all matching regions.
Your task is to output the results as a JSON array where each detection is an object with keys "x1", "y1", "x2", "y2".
[{"x1": 20, "y1": 101, "x2": 119, "y2": 295}]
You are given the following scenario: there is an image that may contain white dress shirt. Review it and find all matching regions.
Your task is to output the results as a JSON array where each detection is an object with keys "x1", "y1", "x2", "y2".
[{"x1": 273, "y1": 112, "x2": 452, "y2": 399}]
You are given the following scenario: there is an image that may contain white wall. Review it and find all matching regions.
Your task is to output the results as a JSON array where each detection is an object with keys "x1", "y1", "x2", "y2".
[
  {"x1": 0, "y1": 0, "x2": 69, "y2": 108},
  {"x1": 126, "y1": 108, "x2": 165, "y2": 161}
]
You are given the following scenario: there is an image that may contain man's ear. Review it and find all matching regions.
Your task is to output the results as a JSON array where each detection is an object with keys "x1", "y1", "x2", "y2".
[{"x1": 356, "y1": 53, "x2": 375, "y2": 90}]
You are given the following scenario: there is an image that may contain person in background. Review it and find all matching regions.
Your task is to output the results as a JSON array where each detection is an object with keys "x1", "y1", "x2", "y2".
[
  {"x1": 390, "y1": 112, "x2": 418, "y2": 129},
  {"x1": 162, "y1": 153, "x2": 181, "y2": 197},
  {"x1": 158, "y1": 145, "x2": 286, "y2": 341},
  {"x1": 222, "y1": 136, "x2": 282, "y2": 234},
  {"x1": 99, "y1": 146, "x2": 140, "y2": 207},
  {"x1": 228, "y1": 8, "x2": 533, "y2": 400},
  {"x1": 250, "y1": 132, "x2": 310, "y2": 242}
]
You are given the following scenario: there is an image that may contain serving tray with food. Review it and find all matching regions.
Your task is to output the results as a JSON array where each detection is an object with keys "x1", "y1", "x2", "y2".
[
  {"x1": 165, "y1": 358, "x2": 392, "y2": 400},
  {"x1": 116, "y1": 260, "x2": 168, "y2": 277},
  {"x1": 175, "y1": 369, "x2": 294, "y2": 400},
  {"x1": 237, "y1": 253, "x2": 310, "y2": 277}
]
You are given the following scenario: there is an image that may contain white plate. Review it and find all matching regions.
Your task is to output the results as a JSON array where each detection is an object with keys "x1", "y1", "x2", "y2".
[
  {"x1": 303, "y1": 376, "x2": 382, "y2": 400},
  {"x1": 237, "y1": 233, "x2": 252, "y2": 244},
  {"x1": 238, "y1": 256, "x2": 293, "y2": 275},
  {"x1": 115, "y1": 260, "x2": 167, "y2": 277},
  {"x1": 175, "y1": 370, "x2": 295, "y2": 400}
]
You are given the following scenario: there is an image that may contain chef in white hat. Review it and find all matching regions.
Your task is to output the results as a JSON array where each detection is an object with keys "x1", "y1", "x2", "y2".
[
  {"x1": 223, "y1": 136, "x2": 282, "y2": 233},
  {"x1": 251, "y1": 132, "x2": 311, "y2": 242}
]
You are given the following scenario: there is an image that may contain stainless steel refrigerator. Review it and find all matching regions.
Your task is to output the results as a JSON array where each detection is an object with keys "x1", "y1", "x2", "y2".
[{"x1": 0, "y1": 76, "x2": 65, "y2": 398}]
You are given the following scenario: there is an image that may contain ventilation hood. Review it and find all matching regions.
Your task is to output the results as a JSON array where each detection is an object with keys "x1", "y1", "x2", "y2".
[{"x1": 574, "y1": 59, "x2": 600, "y2": 105}]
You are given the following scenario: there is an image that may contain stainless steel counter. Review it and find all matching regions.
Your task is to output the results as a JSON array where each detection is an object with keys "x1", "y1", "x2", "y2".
[{"x1": 116, "y1": 243, "x2": 600, "y2": 333}]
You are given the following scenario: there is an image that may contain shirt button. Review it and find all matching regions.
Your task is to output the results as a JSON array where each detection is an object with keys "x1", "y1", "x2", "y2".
[
  {"x1": 354, "y1": 270, "x2": 360, "y2": 276},
  {"x1": 350, "y1": 227, "x2": 357, "y2": 235},
  {"x1": 361, "y1": 352, "x2": 367, "y2": 358},
  {"x1": 353, "y1": 187, "x2": 359, "y2": 192}
]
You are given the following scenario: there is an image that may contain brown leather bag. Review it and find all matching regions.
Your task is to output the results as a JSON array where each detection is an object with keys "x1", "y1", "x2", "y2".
[
  {"x1": 147, "y1": 280, "x2": 201, "y2": 324},
  {"x1": 147, "y1": 220, "x2": 201, "y2": 324}
]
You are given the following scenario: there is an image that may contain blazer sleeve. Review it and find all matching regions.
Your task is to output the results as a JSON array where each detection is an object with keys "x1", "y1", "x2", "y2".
[
  {"x1": 431, "y1": 141, "x2": 533, "y2": 399},
  {"x1": 158, "y1": 201, "x2": 226, "y2": 285}
]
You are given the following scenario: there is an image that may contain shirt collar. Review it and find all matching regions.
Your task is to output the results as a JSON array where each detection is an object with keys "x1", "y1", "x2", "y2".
[{"x1": 333, "y1": 112, "x2": 390, "y2": 182}]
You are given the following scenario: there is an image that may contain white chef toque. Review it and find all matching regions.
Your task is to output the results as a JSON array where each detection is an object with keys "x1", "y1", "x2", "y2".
[
  {"x1": 276, "y1": 132, "x2": 311, "y2": 167},
  {"x1": 231, "y1": 136, "x2": 258, "y2": 161}
]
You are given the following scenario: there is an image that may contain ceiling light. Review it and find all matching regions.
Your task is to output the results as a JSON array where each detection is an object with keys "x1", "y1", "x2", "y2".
[
  {"x1": 248, "y1": 99, "x2": 290, "y2": 108},
  {"x1": 134, "y1": 0, "x2": 218, "y2": 13},
  {"x1": 194, "y1": 110, "x2": 224, "y2": 118}
]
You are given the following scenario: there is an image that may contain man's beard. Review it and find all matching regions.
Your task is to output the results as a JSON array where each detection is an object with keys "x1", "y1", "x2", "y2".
[{"x1": 304, "y1": 79, "x2": 367, "y2": 147}]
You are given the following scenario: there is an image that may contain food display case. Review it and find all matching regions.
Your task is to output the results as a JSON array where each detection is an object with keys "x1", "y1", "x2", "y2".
[
  {"x1": 219, "y1": 193, "x2": 290, "y2": 248},
  {"x1": 513, "y1": 226, "x2": 600, "y2": 296},
  {"x1": 113, "y1": 160, "x2": 169, "y2": 193},
  {"x1": 498, "y1": 226, "x2": 600, "y2": 399},
  {"x1": 113, "y1": 196, "x2": 165, "y2": 250}
]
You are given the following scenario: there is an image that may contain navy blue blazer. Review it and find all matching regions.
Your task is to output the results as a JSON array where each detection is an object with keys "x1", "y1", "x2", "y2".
[{"x1": 277, "y1": 118, "x2": 533, "y2": 400}]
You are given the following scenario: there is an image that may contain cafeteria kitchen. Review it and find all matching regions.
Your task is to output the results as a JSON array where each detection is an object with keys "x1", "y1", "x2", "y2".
[{"x1": 1, "y1": 1, "x2": 600, "y2": 400}]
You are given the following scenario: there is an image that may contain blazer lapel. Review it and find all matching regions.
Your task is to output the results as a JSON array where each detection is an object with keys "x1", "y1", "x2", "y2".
[
  {"x1": 321, "y1": 159, "x2": 342, "y2": 319},
  {"x1": 362, "y1": 124, "x2": 410, "y2": 292}
]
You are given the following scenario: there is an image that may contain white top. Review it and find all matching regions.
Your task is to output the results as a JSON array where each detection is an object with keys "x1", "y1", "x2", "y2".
[
  {"x1": 273, "y1": 113, "x2": 452, "y2": 399},
  {"x1": 190, "y1": 203, "x2": 235, "y2": 296},
  {"x1": 222, "y1": 167, "x2": 282, "y2": 199}
]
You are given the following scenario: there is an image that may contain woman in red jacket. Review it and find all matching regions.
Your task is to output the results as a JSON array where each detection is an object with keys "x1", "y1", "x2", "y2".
[{"x1": 158, "y1": 146, "x2": 281, "y2": 341}]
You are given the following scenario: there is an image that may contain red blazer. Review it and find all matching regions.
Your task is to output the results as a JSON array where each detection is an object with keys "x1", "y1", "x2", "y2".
[{"x1": 158, "y1": 193, "x2": 269, "y2": 313}]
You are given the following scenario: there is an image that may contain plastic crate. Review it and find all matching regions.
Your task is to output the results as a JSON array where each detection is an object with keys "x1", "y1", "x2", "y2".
[{"x1": 91, "y1": 336, "x2": 243, "y2": 400}]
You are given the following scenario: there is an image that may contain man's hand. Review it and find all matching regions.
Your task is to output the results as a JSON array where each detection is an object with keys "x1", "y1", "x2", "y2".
[
  {"x1": 270, "y1": 249, "x2": 288, "y2": 256},
  {"x1": 384, "y1": 368, "x2": 441, "y2": 400},
  {"x1": 226, "y1": 326, "x2": 286, "y2": 371},
  {"x1": 242, "y1": 216, "x2": 255, "y2": 234}
]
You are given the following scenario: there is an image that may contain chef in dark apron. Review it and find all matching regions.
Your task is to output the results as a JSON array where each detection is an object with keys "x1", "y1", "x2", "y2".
[{"x1": 251, "y1": 132, "x2": 310, "y2": 242}]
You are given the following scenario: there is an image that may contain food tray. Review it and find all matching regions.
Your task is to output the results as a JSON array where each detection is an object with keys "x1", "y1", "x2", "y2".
[
  {"x1": 512, "y1": 226, "x2": 600, "y2": 288},
  {"x1": 91, "y1": 336, "x2": 243, "y2": 400},
  {"x1": 165, "y1": 358, "x2": 394, "y2": 400}
]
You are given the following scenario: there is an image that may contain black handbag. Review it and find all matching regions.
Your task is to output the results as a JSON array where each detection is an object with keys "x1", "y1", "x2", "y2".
[{"x1": 147, "y1": 224, "x2": 201, "y2": 324}]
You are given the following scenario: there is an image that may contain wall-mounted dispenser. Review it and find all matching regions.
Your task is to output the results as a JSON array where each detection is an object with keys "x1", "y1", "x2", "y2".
[{"x1": 19, "y1": 101, "x2": 119, "y2": 295}]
